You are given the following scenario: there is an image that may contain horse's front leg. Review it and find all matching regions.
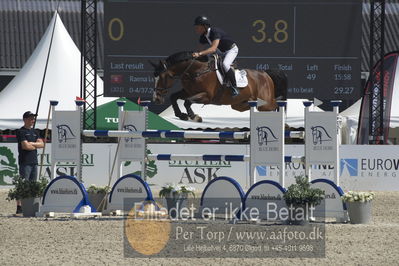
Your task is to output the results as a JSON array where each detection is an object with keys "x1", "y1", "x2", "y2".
[{"x1": 170, "y1": 90, "x2": 190, "y2": 120}]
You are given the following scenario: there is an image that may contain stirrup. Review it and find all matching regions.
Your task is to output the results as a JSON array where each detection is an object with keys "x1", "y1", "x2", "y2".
[
  {"x1": 227, "y1": 82, "x2": 239, "y2": 96},
  {"x1": 224, "y1": 79, "x2": 238, "y2": 96},
  {"x1": 231, "y1": 87, "x2": 239, "y2": 96}
]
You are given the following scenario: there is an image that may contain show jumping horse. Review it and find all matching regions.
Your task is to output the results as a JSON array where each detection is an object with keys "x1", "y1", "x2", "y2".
[{"x1": 151, "y1": 51, "x2": 287, "y2": 122}]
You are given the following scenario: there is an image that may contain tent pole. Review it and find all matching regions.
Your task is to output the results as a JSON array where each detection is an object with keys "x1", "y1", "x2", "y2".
[
  {"x1": 34, "y1": 9, "x2": 59, "y2": 128},
  {"x1": 38, "y1": 103, "x2": 53, "y2": 179}
]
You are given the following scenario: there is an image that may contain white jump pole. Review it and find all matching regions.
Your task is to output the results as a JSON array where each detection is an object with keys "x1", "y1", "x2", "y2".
[
  {"x1": 76, "y1": 101, "x2": 84, "y2": 182},
  {"x1": 276, "y1": 102, "x2": 286, "y2": 188},
  {"x1": 116, "y1": 100, "x2": 125, "y2": 179},
  {"x1": 139, "y1": 102, "x2": 149, "y2": 181},
  {"x1": 331, "y1": 100, "x2": 341, "y2": 186},
  {"x1": 304, "y1": 101, "x2": 312, "y2": 182},
  {"x1": 83, "y1": 130, "x2": 249, "y2": 140},
  {"x1": 50, "y1": 100, "x2": 58, "y2": 180}
]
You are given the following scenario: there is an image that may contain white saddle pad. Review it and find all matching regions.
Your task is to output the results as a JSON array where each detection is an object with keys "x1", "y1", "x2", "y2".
[
  {"x1": 215, "y1": 68, "x2": 248, "y2": 88},
  {"x1": 213, "y1": 55, "x2": 248, "y2": 87},
  {"x1": 235, "y1": 70, "x2": 248, "y2": 87}
]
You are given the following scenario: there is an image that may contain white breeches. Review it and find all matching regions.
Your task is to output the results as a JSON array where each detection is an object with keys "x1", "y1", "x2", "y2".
[{"x1": 222, "y1": 45, "x2": 239, "y2": 72}]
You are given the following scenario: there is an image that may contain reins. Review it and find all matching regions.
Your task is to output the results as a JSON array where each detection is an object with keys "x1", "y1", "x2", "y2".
[
  {"x1": 181, "y1": 59, "x2": 213, "y2": 80},
  {"x1": 188, "y1": 62, "x2": 213, "y2": 79},
  {"x1": 180, "y1": 59, "x2": 195, "y2": 77},
  {"x1": 166, "y1": 59, "x2": 213, "y2": 81}
]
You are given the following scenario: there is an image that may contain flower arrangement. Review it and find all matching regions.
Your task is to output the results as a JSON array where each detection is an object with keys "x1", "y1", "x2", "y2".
[
  {"x1": 7, "y1": 176, "x2": 48, "y2": 201},
  {"x1": 159, "y1": 184, "x2": 195, "y2": 198},
  {"x1": 341, "y1": 191, "x2": 375, "y2": 203},
  {"x1": 86, "y1": 184, "x2": 110, "y2": 194},
  {"x1": 283, "y1": 176, "x2": 324, "y2": 207}
]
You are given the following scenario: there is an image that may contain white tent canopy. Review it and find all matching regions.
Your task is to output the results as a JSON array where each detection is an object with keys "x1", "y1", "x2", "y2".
[
  {"x1": 160, "y1": 99, "x2": 323, "y2": 129},
  {"x1": 0, "y1": 12, "x2": 114, "y2": 130},
  {"x1": 340, "y1": 99, "x2": 361, "y2": 144}
]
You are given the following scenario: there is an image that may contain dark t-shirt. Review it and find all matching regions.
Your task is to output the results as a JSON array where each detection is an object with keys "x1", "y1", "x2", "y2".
[
  {"x1": 16, "y1": 127, "x2": 39, "y2": 165},
  {"x1": 199, "y1": 27, "x2": 235, "y2": 52}
]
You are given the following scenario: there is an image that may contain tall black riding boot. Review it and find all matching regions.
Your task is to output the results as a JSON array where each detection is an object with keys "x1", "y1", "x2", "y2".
[{"x1": 226, "y1": 68, "x2": 239, "y2": 96}]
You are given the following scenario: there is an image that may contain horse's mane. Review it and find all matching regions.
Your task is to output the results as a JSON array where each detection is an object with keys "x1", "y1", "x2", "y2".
[{"x1": 165, "y1": 51, "x2": 193, "y2": 67}]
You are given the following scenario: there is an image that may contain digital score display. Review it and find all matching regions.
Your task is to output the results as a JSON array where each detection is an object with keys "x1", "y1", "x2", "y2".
[{"x1": 104, "y1": 0, "x2": 362, "y2": 105}]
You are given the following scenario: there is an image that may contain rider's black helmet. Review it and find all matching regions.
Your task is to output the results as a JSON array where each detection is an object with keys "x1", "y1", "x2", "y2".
[{"x1": 194, "y1": 16, "x2": 211, "y2": 27}]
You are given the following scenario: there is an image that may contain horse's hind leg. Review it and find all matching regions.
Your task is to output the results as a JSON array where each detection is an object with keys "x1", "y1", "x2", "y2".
[
  {"x1": 257, "y1": 101, "x2": 277, "y2": 111},
  {"x1": 184, "y1": 100, "x2": 202, "y2": 122},
  {"x1": 187, "y1": 92, "x2": 210, "y2": 104}
]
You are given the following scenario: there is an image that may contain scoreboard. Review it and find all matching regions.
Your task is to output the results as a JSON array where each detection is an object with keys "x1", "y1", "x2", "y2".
[{"x1": 104, "y1": 0, "x2": 362, "y2": 109}]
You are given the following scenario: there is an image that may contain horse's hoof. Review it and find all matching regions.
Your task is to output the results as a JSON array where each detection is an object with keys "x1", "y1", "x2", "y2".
[
  {"x1": 190, "y1": 115, "x2": 202, "y2": 123},
  {"x1": 177, "y1": 113, "x2": 189, "y2": 121}
]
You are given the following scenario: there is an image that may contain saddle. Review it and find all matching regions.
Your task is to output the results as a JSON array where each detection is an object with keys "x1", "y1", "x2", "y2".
[{"x1": 212, "y1": 54, "x2": 248, "y2": 88}]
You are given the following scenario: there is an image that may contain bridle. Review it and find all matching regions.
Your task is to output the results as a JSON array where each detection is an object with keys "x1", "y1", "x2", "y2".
[
  {"x1": 179, "y1": 59, "x2": 213, "y2": 80},
  {"x1": 164, "y1": 59, "x2": 196, "y2": 80},
  {"x1": 155, "y1": 58, "x2": 214, "y2": 91}
]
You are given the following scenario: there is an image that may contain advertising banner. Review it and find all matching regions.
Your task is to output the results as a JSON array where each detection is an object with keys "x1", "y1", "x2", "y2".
[
  {"x1": 357, "y1": 52, "x2": 399, "y2": 144},
  {"x1": 1, "y1": 143, "x2": 399, "y2": 191}
]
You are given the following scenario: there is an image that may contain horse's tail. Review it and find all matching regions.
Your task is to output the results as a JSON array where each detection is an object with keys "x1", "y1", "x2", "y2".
[{"x1": 265, "y1": 69, "x2": 287, "y2": 101}]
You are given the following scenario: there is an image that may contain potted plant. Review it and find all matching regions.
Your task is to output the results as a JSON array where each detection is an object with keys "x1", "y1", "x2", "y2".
[
  {"x1": 7, "y1": 175, "x2": 48, "y2": 217},
  {"x1": 86, "y1": 184, "x2": 110, "y2": 212},
  {"x1": 159, "y1": 184, "x2": 195, "y2": 218},
  {"x1": 283, "y1": 176, "x2": 324, "y2": 225},
  {"x1": 341, "y1": 191, "x2": 375, "y2": 224}
]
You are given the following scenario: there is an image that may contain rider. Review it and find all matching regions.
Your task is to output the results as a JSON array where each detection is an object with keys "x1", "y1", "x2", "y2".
[{"x1": 192, "y1": 16, "x2": 239, "y2": 96}]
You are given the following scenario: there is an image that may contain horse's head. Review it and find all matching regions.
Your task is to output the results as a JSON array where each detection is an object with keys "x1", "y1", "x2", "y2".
[{"x1": 150, "y1": 60, "x2": 175, "y2": 104}]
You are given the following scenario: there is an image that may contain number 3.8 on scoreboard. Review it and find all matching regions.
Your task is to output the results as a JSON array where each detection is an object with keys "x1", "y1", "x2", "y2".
[{"x1": 251, "y1": 19, "x2": 289, "y2": 44}]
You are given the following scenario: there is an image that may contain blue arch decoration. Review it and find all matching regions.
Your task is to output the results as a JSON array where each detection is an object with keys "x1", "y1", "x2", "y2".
[
  {"x1": 108, "y1": 173, "x2": 153, "y2": 203},
  {"x1": 41, "y1": 175, "x2": 95, "y2": 213},
  {"x1": 244, "y1": 180, "x2": 286, "y2": 210},
  {"x1": 200, "y1": 176, "x2": 245, "y2": 206},
  {"x1": 311, "y1": 178, "x2": 347, "y2": 210}
]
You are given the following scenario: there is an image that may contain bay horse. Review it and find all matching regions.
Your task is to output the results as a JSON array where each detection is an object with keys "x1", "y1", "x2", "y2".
[{"x1": 151, "y1": 51, "x2": 287, "y2": 122}]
